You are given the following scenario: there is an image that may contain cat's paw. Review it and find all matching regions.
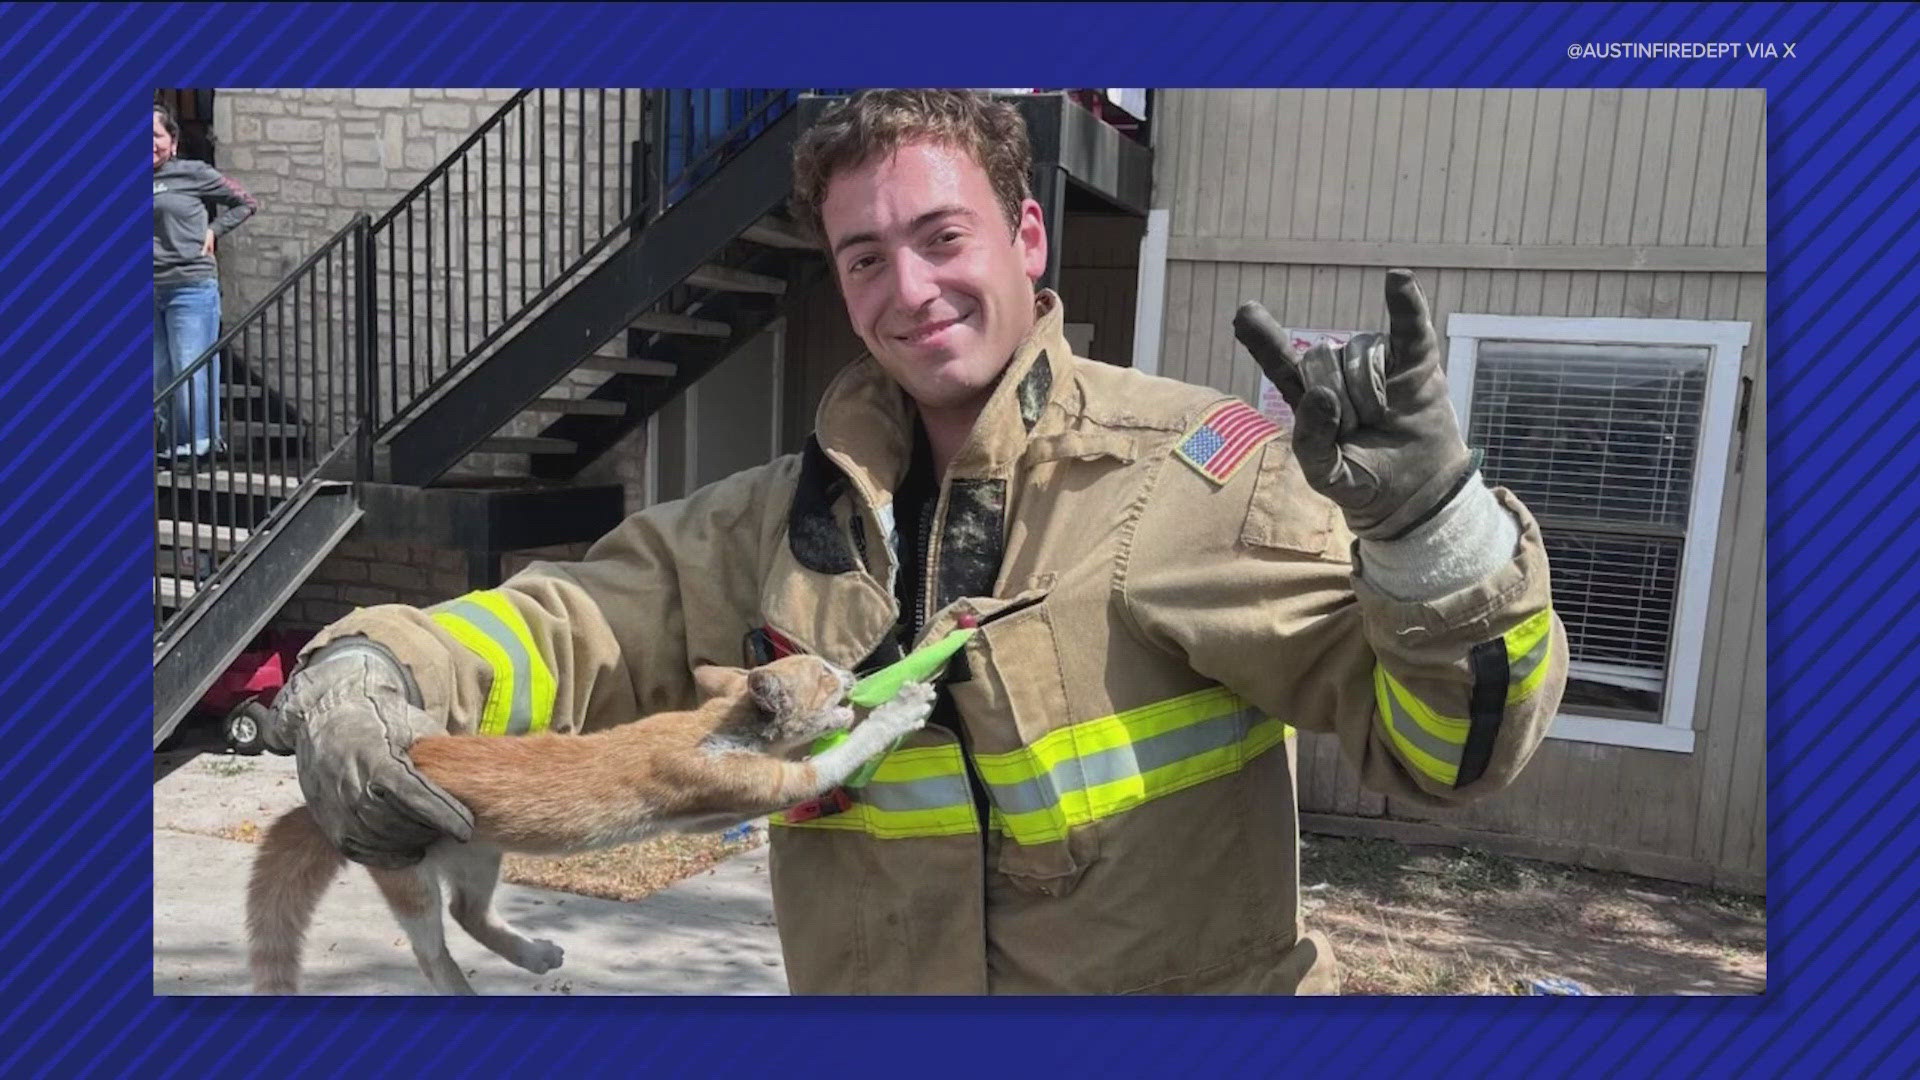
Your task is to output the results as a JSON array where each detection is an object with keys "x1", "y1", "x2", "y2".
[
  {"x1": 867, "y1": 681, "x2": 936, "y2": 737},
  {"x1": 512, "y1": 938, "x2": 565, "y2": 974}
]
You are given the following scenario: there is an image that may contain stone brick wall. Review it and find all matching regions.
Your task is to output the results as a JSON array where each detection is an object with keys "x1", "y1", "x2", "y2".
[
  {"x1": 212, "y1": 88, "x2": 648, "y2": 486},
  {"x1": 272, "y1": 530, "x2": 474, "y2": 635},
  {"x1": 271, "y1": 532, "x2": 608, "y2": 639},
  {"x1": 214, "y1": 89, "x2": 520, "y2": 312}
]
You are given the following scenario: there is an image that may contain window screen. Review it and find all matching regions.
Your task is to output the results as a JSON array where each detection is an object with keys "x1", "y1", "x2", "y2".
[{"x1": 1466, "y1": 340, "x2": 1711, "y2": 722}]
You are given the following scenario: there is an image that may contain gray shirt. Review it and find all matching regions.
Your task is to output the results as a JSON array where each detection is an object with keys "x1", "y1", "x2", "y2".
[{"x1": 153, "y1": 158, "x2": 258, "y2": 288}]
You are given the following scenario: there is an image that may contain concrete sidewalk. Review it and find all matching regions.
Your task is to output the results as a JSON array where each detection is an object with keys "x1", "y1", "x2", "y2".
[{"x1": 153, "y1": 745, "x2": 789, "y2": 996}]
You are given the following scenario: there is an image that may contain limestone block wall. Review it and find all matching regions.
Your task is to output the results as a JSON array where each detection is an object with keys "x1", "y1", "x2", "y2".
[{"x1": 211, "y1": 88, "x2": 650, "y2": 486}]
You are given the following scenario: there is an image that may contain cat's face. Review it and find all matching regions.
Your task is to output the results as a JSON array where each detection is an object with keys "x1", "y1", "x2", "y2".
[{"x1": 747, "y1": 655, "x2": 858, "y2": 752}]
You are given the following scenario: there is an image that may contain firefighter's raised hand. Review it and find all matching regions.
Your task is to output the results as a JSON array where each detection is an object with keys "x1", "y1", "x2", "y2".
[{"x1": 1232, "y1": 269, "x2": 1476, "y2": 541}]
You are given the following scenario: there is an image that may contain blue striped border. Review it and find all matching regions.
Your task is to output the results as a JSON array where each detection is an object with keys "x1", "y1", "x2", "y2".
[{"x1": 3, "y1": 1, "x2": 1905, "y2": 1076}]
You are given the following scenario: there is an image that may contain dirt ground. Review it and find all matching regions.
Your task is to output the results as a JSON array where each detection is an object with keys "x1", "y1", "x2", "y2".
[
  {"x1": 481, "y1": 825, "x2": 1766, "y2": 996},
  {"x1": 168, "y1": 725, "x2": 1762, "y2": 997},
  {"x1": 1299, "y1": 833, "x2": 1766, "y2": 995}
]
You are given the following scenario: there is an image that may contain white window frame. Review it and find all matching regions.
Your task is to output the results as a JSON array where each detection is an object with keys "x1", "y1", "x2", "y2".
[{"x1": 1446, "y1": 313, "x2": 1751, "y2": 754}]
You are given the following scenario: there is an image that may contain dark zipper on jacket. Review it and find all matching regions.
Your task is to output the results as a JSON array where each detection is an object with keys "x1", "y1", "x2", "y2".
[
  {"x1": 908, "y1": 480, "x2": 997, "y2": 974},
  {"x1": 896, "y1": 422, "x2": 996, "y2": 931},
  {"x1": 911, "y1": 493, "x2": 935, "y2": 646},
  {"x1": 908, "y1": 485, "x2": 995, "y2": 822}
]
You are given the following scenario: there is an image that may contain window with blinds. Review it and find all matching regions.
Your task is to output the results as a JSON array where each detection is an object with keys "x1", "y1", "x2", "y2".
[{"x1": 1467, "y1": 340, "x2": 1712, "y2": 723}]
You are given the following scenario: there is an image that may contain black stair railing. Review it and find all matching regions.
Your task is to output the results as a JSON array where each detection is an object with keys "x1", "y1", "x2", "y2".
[
  {"x1": 365, "y1": 90, "x2": 634, "y2": 436},
  {"x1": 363, "y1": 89, "x2": 809, "y2": 441},
  {"x1": 153, "y1": 212, "x2": 368, "y2": 640}
]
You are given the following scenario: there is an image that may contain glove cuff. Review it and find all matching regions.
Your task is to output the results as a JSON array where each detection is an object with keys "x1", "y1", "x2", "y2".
[
  {"x1": 1355, "y1": 475, "x2": 1519, "y2": 601},
  {"x1": 1358, "y1": 448, "x2": 1480, "y2": 542},
  {"x1": 263, "y1": 636, "x2": 424, "y2": 755},
  {"x1": 300, "y1": 635, "x2": 424, "y2": 708}
]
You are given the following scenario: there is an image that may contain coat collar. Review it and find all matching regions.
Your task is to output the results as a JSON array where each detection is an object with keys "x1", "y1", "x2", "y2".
[{"x1": 812, "y1": 289, "x2": 1077, "y2": 506}]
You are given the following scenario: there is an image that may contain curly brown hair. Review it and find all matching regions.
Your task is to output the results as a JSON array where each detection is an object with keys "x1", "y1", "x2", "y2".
[{"x1": 789, "y1": 89, "x2": 1032, "y2": 250}]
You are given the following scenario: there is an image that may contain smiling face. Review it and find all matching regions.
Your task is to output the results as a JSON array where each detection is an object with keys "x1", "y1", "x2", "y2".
[
  {"x1": 820, "y1": 139, "x2": 1047, "y2": 418},
  {"x1": 152, "y1": 110, "x2": 176, "y2": 170}
]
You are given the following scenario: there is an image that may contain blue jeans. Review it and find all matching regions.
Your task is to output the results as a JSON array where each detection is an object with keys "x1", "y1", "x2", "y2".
[{"x1": 154, "y1": 277, "x2": 223, "y2": 457}]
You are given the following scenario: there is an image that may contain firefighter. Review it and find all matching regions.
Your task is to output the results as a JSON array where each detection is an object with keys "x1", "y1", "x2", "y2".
[{"x1": 267, "y1": 90, "x2": 1566, "y2": 994}]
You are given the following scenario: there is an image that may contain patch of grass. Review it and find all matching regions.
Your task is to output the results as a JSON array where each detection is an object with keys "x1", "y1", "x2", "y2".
[
  {"x1": 501, "y1": 830, "x2": 762, "y2": 904},
  {"x1": 1676, "y1": 882, "x2": 1767, "y2": 920},
  {"x1": 1300, "y1": 833, "x2": 1411, "y2": 892},
  {"x1": 1338, "y1": 911, "x2": 1530, "y2": 996},
  {"x1": 203, "y1": 756, "x2": 253, "y2": 778},
  {"x1": 1430, "y1": 844, "x2": 1574, "y2": 896},
  {"x1": 1303, "y1": 831, "x2": 1766, "y2": 995}
]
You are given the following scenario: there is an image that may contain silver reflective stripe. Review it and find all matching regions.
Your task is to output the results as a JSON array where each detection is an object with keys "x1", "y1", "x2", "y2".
[
  {"x1": 1381, "y1": 685, "x2": 1464, "y2": 769},
  {"x1": 984, "y1": 706, "x2": 1261, "y2": 815},
  {"x1": 1511, "y1": 631, "x2": 1551, "y2": 684},
  {"x1": 858, "y1": 774, "x2": 974, "y2": 813},
  {"x1": 438, "y1": 598, "x2": 537, "y2": 736}
]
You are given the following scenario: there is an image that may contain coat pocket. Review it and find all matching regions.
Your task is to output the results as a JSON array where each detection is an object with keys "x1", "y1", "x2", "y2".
[
  {"x1": 947, "y1": 583, "x2": 1102, "y2": 895},
  {"x1": 1239, "y1": 441, "x2": 1342, "y2": 558},
  {"x1": 950, "y1": 581, "x2": 1064, "y2": 752}
]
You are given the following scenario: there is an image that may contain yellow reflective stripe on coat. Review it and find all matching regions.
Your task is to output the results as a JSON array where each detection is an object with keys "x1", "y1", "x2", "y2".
[
  {"x1": 770, "y1": 743, "x2": 977, "y2": 838},
  {"x1": 1505, "y1": 608, "x2": 1555, "y2": 703},
  {"x1": 972, "y1": 687, "x2": 1289, "y2": 847},
  {"x1": 428, "y1": 591, "x2": 557, "y2": 736},
  {"x1": 1375, "y1": 607, "x2": 1556, "y2": 786},
  {"x1": 1376, "y1": 666, "x2": 1465, "y2": 786}
]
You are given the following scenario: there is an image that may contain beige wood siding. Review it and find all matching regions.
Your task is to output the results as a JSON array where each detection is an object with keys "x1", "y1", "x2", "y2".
[{"x1": 1153, "y1": 89, "x2": 1765, "y2": 890}]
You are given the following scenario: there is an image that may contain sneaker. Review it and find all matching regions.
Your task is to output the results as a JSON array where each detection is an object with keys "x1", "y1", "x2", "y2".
[{"x1": 157, "y1": 439, "x2": 224, "y2": 469}]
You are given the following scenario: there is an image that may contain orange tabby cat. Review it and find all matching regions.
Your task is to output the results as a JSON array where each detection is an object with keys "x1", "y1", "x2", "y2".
[{"x1": 247, "y1": 654, "x2": 934, "y2": 994}]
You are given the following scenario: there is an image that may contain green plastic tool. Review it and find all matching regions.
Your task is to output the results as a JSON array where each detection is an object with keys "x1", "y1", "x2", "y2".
[{"x1": 812, "y1": 626, "x2": 977, "y2": 789}]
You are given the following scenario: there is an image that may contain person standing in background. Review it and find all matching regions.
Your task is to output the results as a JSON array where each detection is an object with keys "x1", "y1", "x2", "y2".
[{"x1": 153, "y1": 101, "x2": 257, "y2": 464}]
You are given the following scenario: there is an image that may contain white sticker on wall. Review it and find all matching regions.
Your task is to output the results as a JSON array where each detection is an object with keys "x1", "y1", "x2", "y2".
[{"x1": 1256, "y1": 328, "x2": 1357, "y2": 432}]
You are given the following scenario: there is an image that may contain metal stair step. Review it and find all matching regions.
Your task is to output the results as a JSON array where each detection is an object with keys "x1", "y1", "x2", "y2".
[
  {"x1": 687, "y1": 263, "x2": 787, "y2": 296},
  {"x1": 230, "y1": 420, "x2": 303, "y2": 440},
  {"x1": 526, "y1": 396, "x2": 626, "y2": 417},
  {"x1": 477, "y1": 436, "x2": 578, "y2": 455},
  {"x1": 742, "y1": 218, "x2": 814, "y2": 250},
  {"x1": 154, "y1": 468, "x2": 300, "y2": 497},
  {"x1": 156, "y1": 520, "x2": 251, "y2": 551},
  {"x1": 629, "y1": 311, "x2": 731, "y2": 338},
  {"x1": 579, "y1": 354, "x2": 678, "y2": 377},
  {"x1": 155, "y1": 576, "x2": 198, "y2": 607}
]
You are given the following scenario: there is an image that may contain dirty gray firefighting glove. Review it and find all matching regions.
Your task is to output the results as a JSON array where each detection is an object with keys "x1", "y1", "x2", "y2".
[
  {"x1": 1232, "y1": 269, "x2": 1476, "y2": 542},
  {"x1": 263, "y1": 637, "x2": 474, "y2": 868}
]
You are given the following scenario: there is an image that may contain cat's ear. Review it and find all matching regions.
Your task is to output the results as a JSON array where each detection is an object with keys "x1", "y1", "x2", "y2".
[
  {"x1": 748, "y1": 668, "x2": 793, "y2": 717},
  {"x1": 692, "y1": 664, "x2": 747, "y2": 701}
]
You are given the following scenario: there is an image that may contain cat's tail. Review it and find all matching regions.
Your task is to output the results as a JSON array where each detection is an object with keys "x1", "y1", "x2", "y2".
[{"x1": 247, "y1": 804, "x2": 345, "y2": 994}]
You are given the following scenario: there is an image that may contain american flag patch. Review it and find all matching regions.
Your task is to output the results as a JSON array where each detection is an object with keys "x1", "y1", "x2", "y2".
[{"x1": 1174, "y1": 400, "x2": 1281, "y2": 485}]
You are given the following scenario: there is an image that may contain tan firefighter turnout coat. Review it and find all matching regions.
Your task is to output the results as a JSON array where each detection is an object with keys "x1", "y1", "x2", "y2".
[{"x1": 309, "y1": 291, "x2": 1568, "y2": 995}]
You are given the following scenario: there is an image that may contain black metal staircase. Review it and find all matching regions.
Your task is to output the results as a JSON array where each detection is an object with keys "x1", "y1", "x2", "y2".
[
  {"x1": 153, "y1": 91, "x2": 835, "y2": 747},
  {"x1": 154, "y1": 216, "x2": 369, "y2": 741},
  {"x1": 378, "y1": 93, "x2": 829, "y2": 485}
]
